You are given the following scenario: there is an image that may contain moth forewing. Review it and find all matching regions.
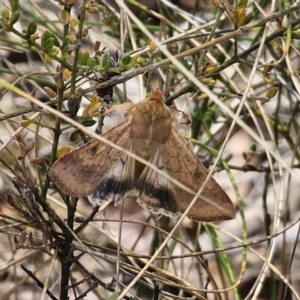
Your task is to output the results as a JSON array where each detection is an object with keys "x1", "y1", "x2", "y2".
[
  {"x1": 49, "y1": 116, "x2": 134, "y2": 198},
  {"x1": 90, "y1": 141, "x2": 136, "y2": 205},
  {"x1": 160, "y1": 128, "x2": 235, "y2": 221}
]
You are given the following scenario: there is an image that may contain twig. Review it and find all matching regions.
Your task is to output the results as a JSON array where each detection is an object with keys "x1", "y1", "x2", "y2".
[
  {"x1": 21, "y1": 264, "x2": 58, "y2": 300},
  {"x1": 73, "y1": 281, "x2": 98, "y2": 300},
  {"x1": 74, "y1": 205, "x2": 99, "y2": 234}
]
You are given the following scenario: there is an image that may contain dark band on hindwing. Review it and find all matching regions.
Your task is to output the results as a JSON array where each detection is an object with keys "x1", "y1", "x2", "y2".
[
  {"x1": 93, "y1": 177, "x2": 134, "y2": 200},
  {"x1": 137, "y1": 179, "x2": 178, "y2": 213}
]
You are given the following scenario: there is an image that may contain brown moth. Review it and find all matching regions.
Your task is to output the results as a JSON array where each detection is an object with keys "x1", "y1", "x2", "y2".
[{"x1": 49, "y1": 89, "x2": 235, "y2": 222}]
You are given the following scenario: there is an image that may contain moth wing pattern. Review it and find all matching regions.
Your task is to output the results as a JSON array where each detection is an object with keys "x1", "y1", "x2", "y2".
[
  {"x1": 49, "y1": 116, "x2": 135, "y2": 198},
  {"x1": 137, "y1": 127, "x2": 235, "y2": 222},
  {"x1": 136, "y1": 147, "x2": 179, "y2": 216},
  {"x1": 90, "y1": 140, "x2": 135, "y2": 205}
]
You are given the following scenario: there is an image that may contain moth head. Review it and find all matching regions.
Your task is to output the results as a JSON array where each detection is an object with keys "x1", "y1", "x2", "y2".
[{"x1": 146, "y1": 88, "x2": 165, "y2": 103}]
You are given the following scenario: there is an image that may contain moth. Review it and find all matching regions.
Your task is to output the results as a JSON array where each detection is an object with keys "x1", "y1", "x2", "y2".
[{"x1": 49, "y1": 89, "x2": 235, "y2": 222}]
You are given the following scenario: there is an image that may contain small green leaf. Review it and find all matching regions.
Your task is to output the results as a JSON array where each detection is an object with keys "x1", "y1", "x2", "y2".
[
  {"x1": 22, "y1": 42, "x2": 31, "y2": 49},
  {"x1": 93, "y1": 55, "x2": 100, "y2": 65},
  {"x1": 9, "y1": 0, "x2": 19, "y2": 11},
  {"x1": 224, "y1": 153, "x2": 233, "y2": 163},
  {"x1": 101, "y1": 52, "x2": 110, "y2": 70},
  {"x1": 78, "y1": 50, "x2": 90, "y2": 65},
  {"x1": 94, "y1": 65, "x2": 105, "y2": 72},
  {"x1": 138, "y1": 11, "x2": 148, "y2": 23},
  {"x1": 120, "y1": 54, "x2": 131, "y2": 66},
  {"x1": 266, "y1": 87, "x2": 279, "y2": 99},
  {"x1": 87, "y1": 57, "x2": 97, "y2": 68},
  {"x1": 81, "y1": 119, "x2": 96, "y2": 127},
  {"x1": 61, "y1": 46, "x2": 71, "y2": 60},
  {"x1": 41, "y1": 31, "x2": 54, "y2": 50},
  {"x1": 119, "y1": 55, "x2": 132, "y2": 71},
  {"x1": 52, "y1": 35, "x2": 60, "y2": 47},
  {"x1": 69, "y1": 129, "x2": 80, "y2": 142},
  {"x1": 250, "y1": 143, "x2": 257, "y2": 152},
  {"x1": 133, "y1": 56, "x2": 149, "y2": 66},
  {"x1": 108, "y1": 291, "x2": 119, "y2": 300},
  {"x1": 27, "y1": 21, "x2": 37, "y2": 35},
  {"x1": 10, "y1": 11, "x2": 20, "y2": 25},
  {"x1": 1, "y1": 9, "x2": 10, "y2": 25},
  {"x1": 238, "y1": 0, "x2": 248, "y2": 8}
]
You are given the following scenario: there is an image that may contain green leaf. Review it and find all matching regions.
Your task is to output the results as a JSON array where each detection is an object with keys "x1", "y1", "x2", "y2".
[
  {"x1": 81, "y1": 119, "x2": 96, "y2": 127},
  {"x1": 93, "y1": 55, "x2": 100, "y2": 65},
  {"x1": 119, "y1": 54, "x2": 132, "y2": 71},
  {"x1": 87, "y1": 57, "x2": 97, "y2": 68},
  {"x1": 1, "y1": 9, "x2": 10, "y2": 25},
  {"x1": 120, "y1": 54, "x2": 131, "y2": 66},
  {"x1": 101, "y1": 52, "x2": 110, "y2": 70},
  {"x1": 266, "y1": 87, "x2": 279, "y2": 99},
  {"x1": 94, "y1": 65, "x2": 105, "y2": 72},
  {"x1": 138, "y1": 11, "x2": 148, "y2": 23},
  {"x1": 9, "y1": 0, "x2": 19, "y2": 12},
  {"x1": 78, "y1": 50, "x2": 90, "y2": 65},
  {"x1": 204, "y1": 224, "x2": 236, "y2": 282},
  {"x1": 10, "y1": 11, "x2": 20, "y2": 25},
  {"x1": 27, "y1": 21, "x2": 37, "y2": 35},
  {"x1": 61, "y1": 46, "x2": 71, "y2": 61},
  {"x1": 22, "y1": 42, "x2": 31, "y2": 49},
  {"x1": 41, "y1": 31, "x2": 54, "y2": 50},
  {"x1": 224, "y1": 153, "x2": 233, "y2": 163},
  {"x1": 108, "y1": 291, "x2": 119, "y2": 300},
  {"x1": 52, "y1": 34, "x2": 60, "y2": 47},
  {"x1": 237, "y1": 0, "x2": 248, "y2": 8},
  {"x1": 250, "y1": 143, "x2": 257, "y2": 152},
  {"x1": 69, "y1": 129, "x2": 80, "y2": 142}
]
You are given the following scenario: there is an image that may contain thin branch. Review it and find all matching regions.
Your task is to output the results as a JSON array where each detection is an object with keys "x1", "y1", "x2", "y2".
[{"x1": 21, "y1": 265, "x2": 58, "y2": 300}]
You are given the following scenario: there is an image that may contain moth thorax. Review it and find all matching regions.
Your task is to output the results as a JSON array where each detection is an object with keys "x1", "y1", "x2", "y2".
[{"x1": 130, "y1": 113, "x2": 172, "y2": 144}]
